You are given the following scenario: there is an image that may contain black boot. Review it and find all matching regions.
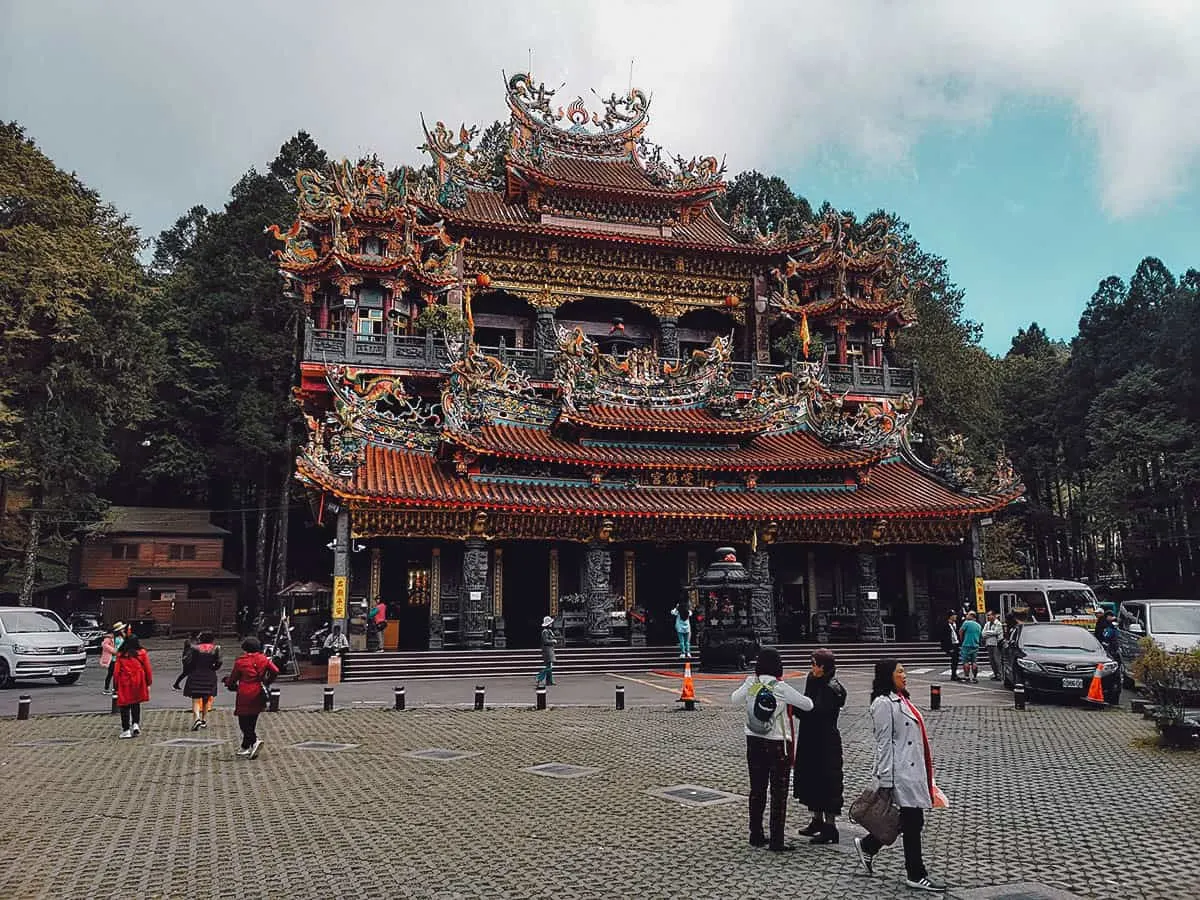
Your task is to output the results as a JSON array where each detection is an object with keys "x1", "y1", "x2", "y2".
[
  {"x1": 810, "y1": 821, "x2": 839, "y2": 845},
  {"x1": 797, "y1": 817, "x2": 822, "y2": 837}
]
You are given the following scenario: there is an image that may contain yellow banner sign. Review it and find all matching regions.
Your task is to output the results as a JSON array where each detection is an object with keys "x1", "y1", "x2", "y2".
[
  {"x1": 332, "y1": 576, "x2": 348, "y2": 619},
  {"x1": 975, "y1": 577, "x2": 986, "y2": 614}
]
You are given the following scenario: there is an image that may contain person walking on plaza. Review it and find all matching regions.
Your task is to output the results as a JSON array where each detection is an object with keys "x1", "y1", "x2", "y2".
[
  {"x1": 224, "y1": 637, "x2": 278, "y2": 759},
  {"x1": 854, "y1": 659, "x2": 946, "y2": 892},
  {"x1": 981, "y1": 610, "x2": 1004, "y2": 680},
  {"x1": 671, "y1": 601, "x2": 693, "y2": 659},
  {"x1": 176, "y1": 631, "x2": 221, "y2": 731},
  {"x1": 100, "y1": 626, "x2": 118, "y2": 695},
  {"x1": 536, "y1": 616, "x2": 557, "y2": 687},
  {"x1": 941, "y1": 612, "x2": 961, "y2": 681},
  {"x1": 958, "y1": 611, "x2": 983, "y2": 684},
  {"x1": 731, "y1": 647, "x2": 813, "y2": 852},
  {"x1": 113, "y1": 634, "x2": 152, "y2": 739},
  {"x1": 171, "y1": 634, "x2": 194, "y2": 690},
  {"x1": 791, "y1": 648, "x2": 847, "y2": 845}
]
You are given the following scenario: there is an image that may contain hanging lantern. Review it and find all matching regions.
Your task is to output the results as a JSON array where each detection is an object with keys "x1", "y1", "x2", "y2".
[
  {"x1": 723, "y1": 293, "x2": 738, "y2": 308},
  {"x1": 475, "y1": 273, "x2": 491, "y2": 288}
]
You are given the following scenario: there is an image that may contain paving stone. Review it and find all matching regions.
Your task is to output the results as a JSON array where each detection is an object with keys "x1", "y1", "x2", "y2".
[
  {"x1": 154, "y1": 737, "x2": 225, "y2": 747},
  {"x1": 0, "y1": 703, "x2": 1194, "y2": 899},
  {"x1": 521, "y1": 762, "x2": 599, "y2": 778},
  {"x1": 406, "y1": 748, "x2": 480, "y2": 761},
  {"x1": 290, "y1": 740, "x2": 359, "y2": 752},
  {"x1": 649, "y1": 783, "x2": 743, "y2": 807}
]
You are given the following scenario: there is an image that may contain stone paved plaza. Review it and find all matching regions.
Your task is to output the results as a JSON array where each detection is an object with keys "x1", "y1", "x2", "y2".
[{"x1": 2, "y1": 686, "x2": 1197, "y2": 900}]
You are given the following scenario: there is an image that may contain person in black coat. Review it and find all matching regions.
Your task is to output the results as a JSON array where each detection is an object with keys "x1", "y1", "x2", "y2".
[
  {"x1": 177, "y1": 631, "x2": 222, "y2": 731},
  {"x1": 791, "y1": 648, "x2": 847, "y2": 844}
]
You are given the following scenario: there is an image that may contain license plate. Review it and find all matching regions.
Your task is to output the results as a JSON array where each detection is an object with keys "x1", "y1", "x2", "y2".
[
  {"x1": 50, "y1": 667, "x2": 70, "y2": 676},
  {"x1": 1062, "y1": 677, "x2": 1084, "y2": 688}
]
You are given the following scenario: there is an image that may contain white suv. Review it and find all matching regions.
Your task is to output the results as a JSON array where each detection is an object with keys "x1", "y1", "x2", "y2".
[{"x1": 0, "y1": 607, "x2": 87, "y2": 688}]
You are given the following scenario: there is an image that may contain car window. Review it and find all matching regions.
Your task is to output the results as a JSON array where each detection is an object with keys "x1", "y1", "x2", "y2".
[
  {"x1": 1019, "y1": 626, "x2": 1101, "y2": 652},
  {"x1": 1047, "y1": 589, "x2": 1097, "y2": 617},
  {"x1": 1123, "y1": 603, "x2": 1145, "y2": 626},
  {"x1": 1148, "y1": 605, "x2": 1200, "y2": 635},
  {"x1": 0, "y1": 610, "x2": 69, "y2": 633}
]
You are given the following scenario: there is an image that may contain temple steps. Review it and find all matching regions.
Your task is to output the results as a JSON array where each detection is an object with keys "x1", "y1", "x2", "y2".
[{"x1": 341, "y1": 641, "x2": 946, "y2": 681}]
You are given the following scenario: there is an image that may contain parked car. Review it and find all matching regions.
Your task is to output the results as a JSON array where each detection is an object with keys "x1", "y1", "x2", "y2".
[
  {"x1": 67, "y1": 612, "x2": 107, "y2": 654},
  {"x1": 1116, "y1": 599, "x2": 1200, "y2": 688},
  {"x1": 1000, "y1": 622, "x2": 1121, "y2": 704},
  {"x1": 0, "y1": 607, "x2": 87, "y2": 688}
]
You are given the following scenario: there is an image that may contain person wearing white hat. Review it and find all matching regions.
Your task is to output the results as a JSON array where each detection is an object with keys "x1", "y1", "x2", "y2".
[
  {"x1": 103, "y1": 622, "x2": 129, "y2": 695},
  {"x1": 536, "y1": 615, "x2": 557, "y2": 687}
]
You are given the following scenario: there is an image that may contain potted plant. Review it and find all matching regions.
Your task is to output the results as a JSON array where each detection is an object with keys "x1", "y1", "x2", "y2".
[
  {"x1": 416, "y1": 304, "x2": 470, "y2": 338},
  {"x1": 1132, "y1": 640, "x2": 1200, "y2": 748}
]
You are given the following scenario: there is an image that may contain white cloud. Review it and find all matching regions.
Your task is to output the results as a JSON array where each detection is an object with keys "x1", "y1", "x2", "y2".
[{"x1": 2, "y1": 0, "x2": 1198, "y2": 230}]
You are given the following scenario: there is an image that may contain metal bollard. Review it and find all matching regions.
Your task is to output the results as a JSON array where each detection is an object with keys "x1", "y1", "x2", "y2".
[
  {"x1": 1013, "y1": 683, "x2": 1026, "y2": 710},
  {"x1": 17, "y1": 695, "x2": 31, "y2": 721},
  {"x1": 323, "y1": 687, "x2": 334, "y2": 712},
  {"x1": 535, "y1": 686, "x2": 547, "y2": 710},
  {"x1": 268, "y1": 687, "x2": 280, "y2": 713},
  {"x1": 394, "y1": 685, "x2": 406, "y2": 711},
  {"x1": 930, "y1": 683, "x2": 942, "y2": 711},
  {"x1": 615, "y1": 684, "x2": 625, "y2": 710},
  {"x1": 474, "y1": 685, "x2": 485, "y2": 711},
  {"x1": 1130, "y1": 698, "x2": 1147, "y2": 715},
  {"x1": 111, "y1": 695, "x2": 118, "y2": 715}
]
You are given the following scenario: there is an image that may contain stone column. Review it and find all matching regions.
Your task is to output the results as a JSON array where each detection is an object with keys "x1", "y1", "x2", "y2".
[
  {"x1": 535, "y1": 307, "x2": 557, "y2": 375},
  {"x1": 856, "y1": 544, "x2": 884, "y2": 642},
  {"x1": 910, "y1": 551, "x2": 931, "y2": 642},
  {"x1": 333, "y1": 508, "x2": 350, "y2": 637},
  {"x1": 748, "y1": 548, "x2": 778, "y2": 646},
  {"x1": 968, "y1": 520, "x2": 984, "y2": 615},
  {"x1": 659, "y1": 316, "x2": 680, "y2": 361},
  {"x1": 584, "y1": 540, "x2": 613, "y2": 644},
  {"x1": 429, "y1": 546, "x2": 443, "y2": 650},
  {"x1": 492, "y1": 546, "x2": 506, "y2": 649},
  {"x1": 461, "y1": 537, "x2": 490, "y2": 648}
]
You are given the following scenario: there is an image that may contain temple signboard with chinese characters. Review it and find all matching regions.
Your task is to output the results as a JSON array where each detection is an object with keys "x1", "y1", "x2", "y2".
[{"x1": 279, "y1": 71, "x2": 1023, "y2": 653}]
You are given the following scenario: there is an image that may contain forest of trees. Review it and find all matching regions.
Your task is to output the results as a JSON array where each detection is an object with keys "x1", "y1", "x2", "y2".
[{"x1": 3, "y1": 123, "x2": 1198, "y2": 611}]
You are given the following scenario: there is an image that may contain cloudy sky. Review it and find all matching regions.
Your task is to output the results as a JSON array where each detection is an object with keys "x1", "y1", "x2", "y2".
[{"x1": 3, "y1": 1, "x2": 1198, "y2": 352}]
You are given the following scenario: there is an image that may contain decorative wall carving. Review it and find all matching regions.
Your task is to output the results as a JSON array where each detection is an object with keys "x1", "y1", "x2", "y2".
[
  {"x1": 856, "y1": 547, "x2": 884, "y2": 642},
  {"x1": 461, "y1": 537, "x2": 490, "y2": 646},
  {"x1": 584, "y1": 540, "x2": 613, "y2": 643},
  {"x1": 748, "y1": 549, "x2": 778, "y2": 645}
]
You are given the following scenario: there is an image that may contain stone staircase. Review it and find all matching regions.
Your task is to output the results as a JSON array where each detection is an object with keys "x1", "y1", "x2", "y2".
[{"x1": 342, "y1": 641, "x2": 946, "y2": 681}]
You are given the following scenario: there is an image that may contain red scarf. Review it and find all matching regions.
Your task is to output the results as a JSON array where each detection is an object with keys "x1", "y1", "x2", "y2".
[{"x1": 901, "y1": 695, "x2": 935, "y2": 801}]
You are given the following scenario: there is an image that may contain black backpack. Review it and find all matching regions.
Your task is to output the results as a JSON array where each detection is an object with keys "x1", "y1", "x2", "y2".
[{"x1": 746, "y1": 679, "x2": 778, "y2": 734}]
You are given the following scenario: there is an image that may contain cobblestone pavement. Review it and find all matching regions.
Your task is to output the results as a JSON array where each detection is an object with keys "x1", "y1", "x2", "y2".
[{"x1": 1, "y1": 692, "x2": 1196, "y2": 900}]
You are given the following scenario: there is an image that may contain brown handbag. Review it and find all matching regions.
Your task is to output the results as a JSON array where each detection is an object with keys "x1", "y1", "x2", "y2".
[{"x1": 849, "y1": 785, "x2": 901, "y2": 845}]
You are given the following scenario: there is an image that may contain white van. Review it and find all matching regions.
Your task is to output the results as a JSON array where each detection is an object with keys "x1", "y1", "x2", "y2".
[
  {"x1": 983, "y1": 579, "x2": 1101, "y2": 629},
  {"x1": 0, "y1": 607, "x2": 87, "y2": 688}
]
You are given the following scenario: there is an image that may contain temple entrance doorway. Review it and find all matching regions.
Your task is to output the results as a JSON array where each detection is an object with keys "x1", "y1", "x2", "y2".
[
  {"x1": 380, "y1": 541, "x2": 431, "y2": 650},
  {"x1": 635, "y1": 545, "x2": 691, "y2": 646},
  {"x1": 502, "y1": 542, "x2": 550, "y2": 649},
  {"x1": 876, "y1": 551, "x2": 908, "y2": 640}
]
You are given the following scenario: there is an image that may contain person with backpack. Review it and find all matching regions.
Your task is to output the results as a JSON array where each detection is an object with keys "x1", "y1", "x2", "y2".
[{"x1": 731, "y1": 647, "x2": 813, "y2": 852}]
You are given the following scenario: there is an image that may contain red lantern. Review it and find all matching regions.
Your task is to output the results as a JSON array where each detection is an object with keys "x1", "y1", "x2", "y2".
[
  {"x1": 723, "y1": 293, "x2": 738, "y2": 308},
  {"x1": 475, "y1": 273, "x2": 491, "y2": 288}
]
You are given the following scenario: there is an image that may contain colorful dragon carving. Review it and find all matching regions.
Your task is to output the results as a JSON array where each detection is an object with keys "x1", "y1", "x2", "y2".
[{"x1": 264, "y1": 221, "x2": 317, "y2": 263}]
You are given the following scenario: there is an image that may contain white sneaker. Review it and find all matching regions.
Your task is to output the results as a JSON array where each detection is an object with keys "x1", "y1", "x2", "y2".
[
  {"x1": 249, "y1": 739, "x2": 263, "y2": 759},
  {"x1": 854, "y1": 836, "x2": 875, "y2": 876},
  {"x1": 119, "y1": 730, "x2": 133, "y2": 739},
  {"x1": 131, "y1": 723, "x2": 140, "y2": 736},
  {"x1": 236, "y1": 747, "x2": 251, "y2": 757}
]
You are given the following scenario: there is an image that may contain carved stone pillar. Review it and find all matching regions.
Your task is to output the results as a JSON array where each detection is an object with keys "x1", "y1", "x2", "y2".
[
  {"x1": 857, "y1": 544, "x2": 884, "y2": 642},
  {"x1": 584, "y1": 540, "x2": 613, "y2": 644},
  {"x1": 535, "y1": 307, "x2": 557, "y2": 375},
  {"x1": 911, "y1": 554, "x2": 931, "y2": 642},
  {"x1": 748, "y1": 548, "x2": 778, "y2": 646},
  {"x1": 429, "y1": 546, "x2": 443, "y2": 650},
  {"x1": 333, "y1": 508, "x2": 350, "y2": 637},
  {"x1": 492, "y1": 546, "x2": 506, "y2": 649},
  {"x1": 659, "y1": 316, "x2": 680, "y2": 361},
  {"x1": 461, "y1": 537, "x2": 490, "y2": 647}
]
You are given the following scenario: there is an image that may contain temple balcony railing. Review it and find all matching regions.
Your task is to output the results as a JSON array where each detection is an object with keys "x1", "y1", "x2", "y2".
[{"x1": 303, "y1": 325, "x2": 916, "y2": 396}]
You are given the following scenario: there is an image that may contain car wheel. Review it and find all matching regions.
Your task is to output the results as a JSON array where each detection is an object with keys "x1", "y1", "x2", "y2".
[
  {"x1": 54, "y1": 674, "x2": 80, "y2": 686},
  {"x1": 1122, "y1": 673, "x2": 1134, "y2": 689},
  {"x1": 0, "y1": 658, "x2": 14, "y2": 689}
]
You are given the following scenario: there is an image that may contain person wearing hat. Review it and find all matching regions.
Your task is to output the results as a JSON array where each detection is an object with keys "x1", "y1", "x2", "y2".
[
  {"x1": 102, "y1": 622, "x2": 128, "y2": 695},
  {"x1": 536, "y1": 615, "x2": 557, "y2": 687}
]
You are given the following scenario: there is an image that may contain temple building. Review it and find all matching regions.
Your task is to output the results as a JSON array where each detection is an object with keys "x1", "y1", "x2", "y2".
[{"x1": 278, "y1": 71, "x2": 1023, "y2": 653}]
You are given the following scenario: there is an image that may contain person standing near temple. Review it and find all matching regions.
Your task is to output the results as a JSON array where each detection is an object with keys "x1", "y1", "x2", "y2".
[
  {"x1": 941, "y1": 612, "x2": 961, "y2": 681},
  {"x1": 958, "y1": 612, "x2": 982, "y2": 684},
  {"x1": 671, "y1": 601, "x2": 693, "y2": 659},
  {"x1": 981, "y1": 610, "x2": 1004, "y2": 680},
  {"x1": 792, "y1": 648, "x2": 847, "y2": 845},
  {"x1": 536, "y1": 616, "x2": 557, "y2": 687},
  {"x1": 373, "y1": 598, "x2": 388, "y2": 650}
]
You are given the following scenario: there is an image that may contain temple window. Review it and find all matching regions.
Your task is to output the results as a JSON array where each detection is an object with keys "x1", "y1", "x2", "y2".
[
  {"x1": 845, "y1": 340, "x2": 865, "y2": 360},
  {"x1": 361, "y1": 235, "x2": 383, "y2": 257},
  {"x1": 357, "y1": 306, "x2": 384, "y2": 336}
]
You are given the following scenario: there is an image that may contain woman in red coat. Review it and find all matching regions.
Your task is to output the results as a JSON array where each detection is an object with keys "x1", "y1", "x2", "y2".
[
  {"x1": 224, "y1": 637, "x2": 278, "y2": 759},
  {"x1": 113, "y1": 634, "x2": 153, "y2": 739}
]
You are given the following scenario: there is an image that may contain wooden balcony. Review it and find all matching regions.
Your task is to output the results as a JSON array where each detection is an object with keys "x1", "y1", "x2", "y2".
[{"x1": 303, "y1": 326, "x2": 916, "y2": 396}]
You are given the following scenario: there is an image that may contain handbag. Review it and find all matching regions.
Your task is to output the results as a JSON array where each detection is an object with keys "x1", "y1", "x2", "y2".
[{"x1": 849, "y1": 785, "x2": 901, "y2": 845}]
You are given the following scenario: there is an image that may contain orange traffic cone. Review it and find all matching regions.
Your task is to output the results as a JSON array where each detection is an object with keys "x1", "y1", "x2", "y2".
[
  {"x1": 1085, "y1": 663, "x2": 1106, "y2": 705},
  {"x1": 678, "y1": 661, "x2": 697, "y2": 711}
]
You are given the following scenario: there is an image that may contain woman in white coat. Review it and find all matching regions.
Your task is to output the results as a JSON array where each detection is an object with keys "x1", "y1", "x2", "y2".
[{"x1": 854, "y1": 659, "x2": 946, "y2": 892}]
